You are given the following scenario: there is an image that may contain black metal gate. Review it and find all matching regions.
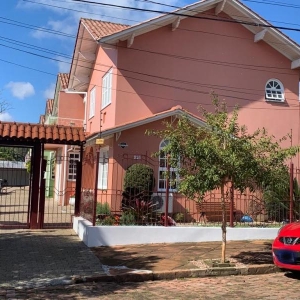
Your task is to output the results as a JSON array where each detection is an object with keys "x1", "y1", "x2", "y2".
[{"x1": 0, "y1": 146, "x2": 31, "y2": 229}]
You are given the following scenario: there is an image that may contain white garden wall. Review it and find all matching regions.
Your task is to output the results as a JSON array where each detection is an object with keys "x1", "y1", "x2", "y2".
[{"x1": 73, "y1": 217, "x2": 278, "y2": 247}]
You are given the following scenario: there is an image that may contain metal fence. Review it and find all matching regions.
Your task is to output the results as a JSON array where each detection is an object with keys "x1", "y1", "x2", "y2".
[{"x1": 79, "y1": 149, "x2": 299, "y2": 228}]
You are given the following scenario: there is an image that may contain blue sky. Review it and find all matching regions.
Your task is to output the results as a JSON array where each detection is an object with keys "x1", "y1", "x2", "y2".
[{"x1": 0, "y1": 0, "x2": 299, "y2": 123}]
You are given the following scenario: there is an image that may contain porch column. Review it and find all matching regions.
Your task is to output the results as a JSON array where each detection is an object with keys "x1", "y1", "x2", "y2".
[
  {"x1": 75, "y1": 144, "x2": 84, "y2": 216},
  {"x1": 30, "y1": 142, "x2": 42, "y2": 229},
  {"x1": 38, "y1": 158, "x2": 47, "y2": 229}
]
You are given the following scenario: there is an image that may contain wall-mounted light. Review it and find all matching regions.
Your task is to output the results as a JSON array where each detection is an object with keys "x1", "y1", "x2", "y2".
[{"x1": 118, "y1": 142, "x2": 128, "y2": 149}]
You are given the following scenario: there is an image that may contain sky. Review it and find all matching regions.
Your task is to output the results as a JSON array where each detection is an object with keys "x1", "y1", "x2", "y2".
[{"x1": 0, "y1": 0, "x2": 299, "y2": 123}]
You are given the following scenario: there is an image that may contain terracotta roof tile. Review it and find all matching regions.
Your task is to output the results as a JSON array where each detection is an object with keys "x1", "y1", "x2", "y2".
[
  {"x1": 46, "y1": 99, "x2": 54, "y2": 115},
  {"x1": 81, "y1": 19, "x2": 130, "y2": 40},
  {"x1": 58, "y1": 73, "x2": 69, "y2": 90},
  {"x1": 39, "y1": 115, "x2": 45, "y2": 124},
  {"x1": 0, "y1": 122, "x2": 85, "y2": 145}
]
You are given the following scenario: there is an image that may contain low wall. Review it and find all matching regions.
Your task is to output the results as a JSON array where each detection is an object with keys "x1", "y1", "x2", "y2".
[{"x1": 73, "y1": 217, "x2": 278, "y2": 247}]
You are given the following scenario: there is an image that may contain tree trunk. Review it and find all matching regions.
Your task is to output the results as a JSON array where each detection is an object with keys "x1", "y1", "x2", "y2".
[{"x1": 221, "y1": 181, "x2": 226, "y2": 263}]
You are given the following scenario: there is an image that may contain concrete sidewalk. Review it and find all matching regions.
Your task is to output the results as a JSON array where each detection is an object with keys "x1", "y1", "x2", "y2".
[
  {"x1": 0, "y1": 228, "x2": 278, "y2": 291},
  {"x1": 86, "y1": 239, "x2": 278, "y2": 283},
  {"x1": 0, "y1": 229, "x2": 105, "y2": 290}
]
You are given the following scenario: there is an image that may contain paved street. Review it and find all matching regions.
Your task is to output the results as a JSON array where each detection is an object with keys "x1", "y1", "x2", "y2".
[
  {"x1": 0, "y1": 229, "x2": 104, "y2": 289},
  {"x1": 2, "y1": 272, "x2": 298, "y2": 299}
]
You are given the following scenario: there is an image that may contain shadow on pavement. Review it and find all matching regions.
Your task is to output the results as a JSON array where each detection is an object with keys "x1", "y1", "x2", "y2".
[
  {"x1": 231, "y1": 242, "x2": 273, "y2": 265},
  {"x1": 285, "y1": 271, "x2": 300, "y2": 280}
]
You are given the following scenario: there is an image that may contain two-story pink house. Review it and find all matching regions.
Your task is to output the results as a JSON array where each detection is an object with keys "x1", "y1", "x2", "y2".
[
  {"x1": 40, "y1": 73, "x2": 85, "y2": 205},
  {"x1": 63, "y1": 0, "x2": 300, "y2": 219}
]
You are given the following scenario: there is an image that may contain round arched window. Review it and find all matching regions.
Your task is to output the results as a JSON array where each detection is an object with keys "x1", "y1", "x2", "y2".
[{"x1": 265, "y1": 79, "x2": 284, "y2": 102}]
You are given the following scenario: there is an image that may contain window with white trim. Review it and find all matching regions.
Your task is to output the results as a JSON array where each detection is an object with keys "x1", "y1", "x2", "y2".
[
  {"x1": 102, "y1": 69, "x2": 112, "y2": 109},
  {"x1": 68, "y1": 152, "x2": 80, "y2": 181},
  {"x1": 265, "y1": 79, "x2": 285, "y2": 102},
  {"x1": 89, "y1": 87, "x2": 96, "y2": 119},
  {"x1": 158, "y1": 140, "x2": 178, "y2": 191},
  {"x1": 97, "y1": 146, "x2": 109, "y2": 190}
]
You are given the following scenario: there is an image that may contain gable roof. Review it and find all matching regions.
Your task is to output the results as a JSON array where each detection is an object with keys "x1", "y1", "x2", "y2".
[
  {"x1": 68, "y1": 19, "x2": 130, "y2": 91},
  {"x1": 39, "y1": 115, "x2": 45, "y2": 125},
  {"x1": 81, "y1": 19, "x2": 130, "y2": 40},
  {"x1": 68, "y1": 0, "x2": 300, "y2": 92},
  {"x1": 45, "y1": 99, "x2": 54, "y2": 115},
  {"x1": 58, "y1": 73, "x2": 69, "y2": 90},
  {"x1": 86, "y1": 105, "x2": 206, "y2": 143},
  {"x1": 100, "y1": 0, "x2": 300, "y2": 64}
]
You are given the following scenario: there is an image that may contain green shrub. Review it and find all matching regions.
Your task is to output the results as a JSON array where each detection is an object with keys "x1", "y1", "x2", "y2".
[
  {"x1": 96, "y1": 202, "x2": 111, "y2": 216},
  {"x1": 96, "y1": 215, "x2": 115, "y2": 226},
  {"x1": 120, "y1": 211, "x2": 136, "y2": 226},
  {"x1": 174, "y1": 212, "x2": 184, "y2": 223},
  {"x1": 122, "y1": 163, "x2": 156, "y2": 225},
  {"x1": 123, "y1": 163, "x2": 154, "y2": 197}
]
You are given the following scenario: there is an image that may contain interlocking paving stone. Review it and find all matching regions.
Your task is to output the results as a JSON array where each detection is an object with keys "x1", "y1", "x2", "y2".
[{"x1": 0, "y1": 229, "x2": 105, "y2": 289}]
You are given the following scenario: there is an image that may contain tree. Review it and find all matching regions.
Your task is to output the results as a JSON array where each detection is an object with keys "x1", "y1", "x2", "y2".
[
  {"x1": 149, "y1": 94, "x2": 299, "y2": 263},
  {"x1": 0, "y1": 90, "x2": 12, "y2": 117},
  {"x1": 0, "y1": 147, "x2": 28, "y2": 161}
]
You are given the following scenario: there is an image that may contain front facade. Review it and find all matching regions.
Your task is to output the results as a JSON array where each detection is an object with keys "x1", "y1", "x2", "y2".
[{"x1": 43, "y1": 0, "x2": 300, "y2": 223}]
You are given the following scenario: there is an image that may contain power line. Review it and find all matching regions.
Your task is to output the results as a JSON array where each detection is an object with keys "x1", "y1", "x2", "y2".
[
  {"x1": 1, "y1": 38, "x2": 298, "y2": 104},
  {"x1": 4, "y1": 0, "x2": 299, "y2": 57},
  {"x1": 0, "y1": 58, "x2": 56, "y2": 76},
  {"x1": 23, "y1": 0, "x2": 139, "y2": 25},
  {"x1": 65, "y1": 0, "x2": 300, "y2": 33},
  {"x1": 0, "y1": 0, "x2": 297, "y2": 107},
  {"x1": 1, "y1": 54, "x2": 298, "y2": 111},
  {"x1": 243, "y1": 0, "x2": 300, "y2": 9}
]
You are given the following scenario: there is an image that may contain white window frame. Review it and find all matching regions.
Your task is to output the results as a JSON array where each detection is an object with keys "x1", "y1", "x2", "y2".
[
  {"x1": 158, "y1": 140, "x2": 178, "y2": 192},
  {"x1": 265, "y1": 79, "x2": 285, "y2": 102},
  {"x1": 68, "y1": 152, "x2": 80, "y2": 181},
  {"x1": 102, "y1": 69, "x2": 112, "y2": 109},
  {"x1": 89, "y1": 87, "x2": 96, "y2": 119},
  {"x1": 97, "y1": 146, "x2": 109, "y2": 190}
]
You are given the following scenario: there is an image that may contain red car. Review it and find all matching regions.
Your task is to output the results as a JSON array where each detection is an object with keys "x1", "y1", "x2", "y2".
[{"x1": 272, "y1": 222, "x2": 300, "y2": 271}]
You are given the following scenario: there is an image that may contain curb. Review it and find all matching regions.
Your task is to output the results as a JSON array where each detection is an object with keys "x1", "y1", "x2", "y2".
[{"x1": 72, "y1": 264, "x2": 280, "y2": 284}]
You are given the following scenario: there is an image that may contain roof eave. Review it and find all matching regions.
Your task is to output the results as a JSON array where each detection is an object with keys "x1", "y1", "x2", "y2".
[
  {"x1": 99, "y1": 0, "x2": 222, "y2": 44},
  {"x1": 86, "y1": 108, "x2": 206, "y2": 143}
]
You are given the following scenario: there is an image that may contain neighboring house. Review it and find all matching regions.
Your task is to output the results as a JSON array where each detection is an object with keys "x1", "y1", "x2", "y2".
[
  {"x1": 48, "y1": 0, "x2": 300, "y2": 217},
  {"x1": 40, "y1": 73, "x2": 85, "y2": 205},
  {"x1": 0, "y1": 161, "x2": 29, "y2": 187}
]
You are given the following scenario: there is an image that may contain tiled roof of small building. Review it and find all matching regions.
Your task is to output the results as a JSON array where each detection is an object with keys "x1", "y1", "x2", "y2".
[
  {"x1": 81, "y1": 19, "x2": 130, "y2": 40},
  {"x1": 39, "y1": 115, "x2": 45, "y2": 125},
  {"x1": 46, "y1": 99, "x2": 54, "y2": 115},
  {"x1": 58, "y1": 73, "x2": 69, "y2": 90},
  {"x1": 0, "y1": 122, "x2": 85, "y2": 145}
]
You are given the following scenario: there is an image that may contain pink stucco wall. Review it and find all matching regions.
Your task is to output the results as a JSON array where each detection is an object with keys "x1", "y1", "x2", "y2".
[
  {"x1": 87, "y1": 46, "x2": 118, "y2": 134},
  {"x1": 58, "y1": 92, "x2": 85, "y2": 127},
  {"x1": 114, "y1": 11, "x2": 299, "y2": 151}
]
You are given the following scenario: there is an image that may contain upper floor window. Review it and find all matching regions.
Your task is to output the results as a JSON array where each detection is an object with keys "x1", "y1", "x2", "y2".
[
  {"x1": 68, "y1": 152, "x2": 80, "y2": 181},
  {"x1": 89, "y1": 87, "x2": 96, "y2": 119},
  {"x1": 158, "y1": 140, "x2": 178, "y2": 192},
  {"x1": 102, "y1": 69, "x2": 112, "y2": 109},
  {"x1": 265, "y1": 79, "x2": 284, "y2": 102}
]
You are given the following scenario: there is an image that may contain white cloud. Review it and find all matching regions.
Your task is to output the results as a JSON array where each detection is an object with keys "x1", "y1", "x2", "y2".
[
  {"x1": 56, "y1": 56, "x2": 71, "y2": 73},
  {"x1": 0, "y1": 112, "x2": 13, "y2": 122},
  {"x1": 43, "y1": 83, "x2": 56, "y2": 99},
  {"x1": 19, "y1": 0, "x2": 185, "y2": 42},
  {"x1": 31, "y1": 18, "x2": 77, "y2": 40},
  {"x1": 5, "y1": 82, "x2": 35, "y2": 100}
]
